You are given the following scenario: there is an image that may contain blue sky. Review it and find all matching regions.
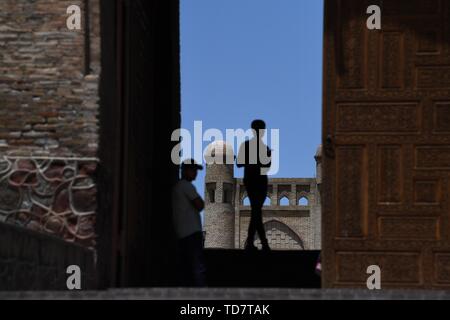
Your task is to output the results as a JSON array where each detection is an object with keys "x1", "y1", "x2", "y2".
[{"x1": 180, "y1": 0, "x2": 324, "y2": 196}]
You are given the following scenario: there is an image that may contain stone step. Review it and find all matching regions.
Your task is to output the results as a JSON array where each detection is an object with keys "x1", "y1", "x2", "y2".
[{"x1": 2, "y1": 288, "x2": 450, "y2": 300}]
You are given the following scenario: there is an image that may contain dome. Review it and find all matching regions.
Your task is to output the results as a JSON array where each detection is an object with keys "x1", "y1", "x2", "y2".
[{"x1": 204, "y1": 140, "x2": 234, "y2": 165}]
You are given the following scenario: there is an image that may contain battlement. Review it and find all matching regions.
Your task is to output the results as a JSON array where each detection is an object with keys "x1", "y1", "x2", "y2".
[{"x1": 236, "y1": 177, "x2": 318, "y2": 209}]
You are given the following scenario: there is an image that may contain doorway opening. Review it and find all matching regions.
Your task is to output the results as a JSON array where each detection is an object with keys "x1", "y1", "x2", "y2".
[
  {"x1": 178, "y1": 0, "x2": 323, "y2": 287},
  {"x1": 98, "y1": 0, "x2": 450, "y2": 290},
  {"x1": 99, "y1": 0, "x2": 323, "y2": 289}
]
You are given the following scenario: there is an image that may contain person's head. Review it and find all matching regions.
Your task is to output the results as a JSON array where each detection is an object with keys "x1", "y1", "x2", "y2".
[
  {"x1": 181, "y1": 158, "x2": 203, "y2": 181},
  {"x1": 251, "y1": 119, "x2": 266, "y2": 138}
]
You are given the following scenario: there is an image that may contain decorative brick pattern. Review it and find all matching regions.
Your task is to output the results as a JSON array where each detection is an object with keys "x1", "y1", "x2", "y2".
[{"x1": 0, "y1": 156, "x2": 97, "y2": 247}]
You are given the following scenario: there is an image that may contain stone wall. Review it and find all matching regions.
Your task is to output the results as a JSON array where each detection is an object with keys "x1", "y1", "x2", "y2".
[
  {"x1": 0, "y1": 221, "x2": 96, "y2": 290},
  {"x1": 0, "y1": 0, "x2": 100, "y2": 246}
]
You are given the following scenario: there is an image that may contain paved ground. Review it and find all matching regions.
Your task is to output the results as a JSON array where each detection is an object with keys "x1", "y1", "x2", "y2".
[{"x1": 1, "y1": 288, "x2": 450, "y2": 300}]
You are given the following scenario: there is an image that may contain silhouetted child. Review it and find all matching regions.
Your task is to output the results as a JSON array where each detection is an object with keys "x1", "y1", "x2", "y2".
[{"x1": 237, "y1": 120, "x2": 272, "y2": 252}]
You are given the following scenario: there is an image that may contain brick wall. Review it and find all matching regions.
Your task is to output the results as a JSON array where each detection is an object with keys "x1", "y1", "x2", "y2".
[
  {"x1": 236, "y1": 178, "x2": 321, "y2": 250},
  {"x1": 0, "y1": 0, "x2": 100, "y2": 156},
  {"x1": 0, "y1": 0, "x2": 100, "y2": 247}
]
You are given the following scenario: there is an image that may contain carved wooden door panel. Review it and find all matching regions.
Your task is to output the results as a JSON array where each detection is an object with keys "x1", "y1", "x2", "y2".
[{"x1": 323, "y1": 0, "x2": 450, "y2": 288}]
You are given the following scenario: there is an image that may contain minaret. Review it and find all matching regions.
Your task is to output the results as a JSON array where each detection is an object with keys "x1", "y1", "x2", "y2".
[{"x1": 203, "y1": 141, "x2": 235, "y2": 248}]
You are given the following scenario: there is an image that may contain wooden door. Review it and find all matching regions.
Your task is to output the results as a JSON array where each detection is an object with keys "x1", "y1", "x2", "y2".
[
  {"x1": 120, "y1": 0, "x2": 181, "y2": 287},
  {"x1": 98, "y1": 0, "x2": 181, "y2": 287},
  {"x1": 323, "y1": 0, "x2": 450, "y2": 288}
]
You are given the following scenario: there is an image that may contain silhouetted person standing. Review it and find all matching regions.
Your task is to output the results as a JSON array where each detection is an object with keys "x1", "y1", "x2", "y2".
[
  {"x1": 237, "y1": 120, "x2": 272, "y2": 252},
  {"x1": 172, "y1": 159, "x2": 207, "y2": 286}
]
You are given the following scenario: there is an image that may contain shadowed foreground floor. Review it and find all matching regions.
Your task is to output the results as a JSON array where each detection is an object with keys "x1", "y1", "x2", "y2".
[{"x1": 203, "y1": 249, "x2": 321, "y2": 288}]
